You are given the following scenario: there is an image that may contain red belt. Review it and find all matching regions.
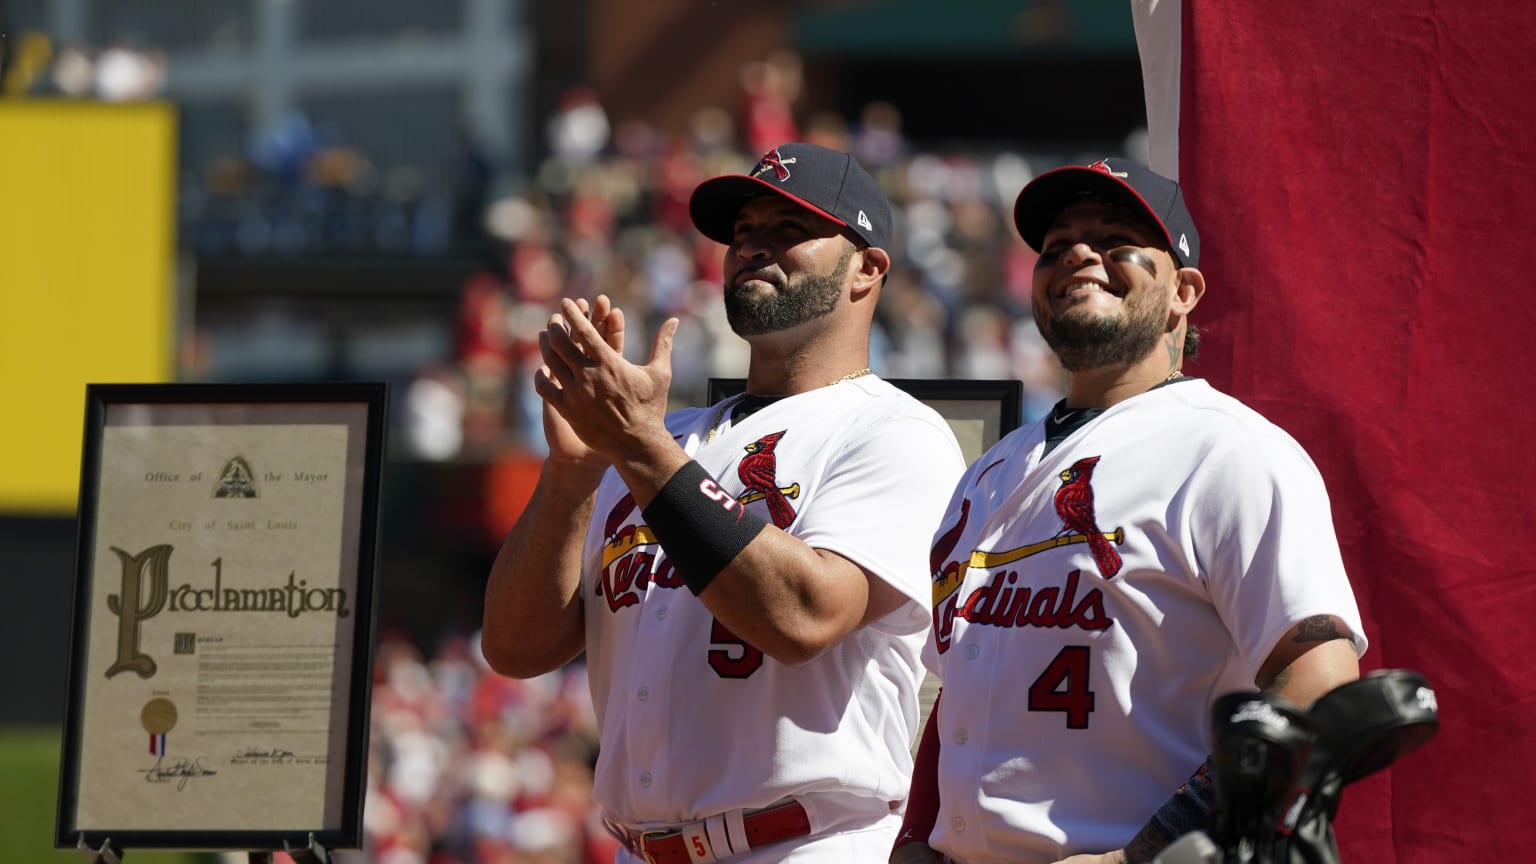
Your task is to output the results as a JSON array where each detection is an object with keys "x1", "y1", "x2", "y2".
[{"x1": 609, "y1": 801, "x2": 812, "y2": 864}]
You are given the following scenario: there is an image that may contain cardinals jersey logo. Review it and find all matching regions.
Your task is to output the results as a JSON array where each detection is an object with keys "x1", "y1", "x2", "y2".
[
  {"x1": 751, "y1": 148, "x2": 797, "y2": 182},
  {"x1": 737, "y1": 431, "x2": 800, "y2": 528},
  {"x1": 597, "y1": 491, "x2": 685, "y2": 612},
  {"x1": 1054, "y1": 456, "x2": 1123, "y2": 579},
  {"x1": 930, "y1": 458, "x2": 1123, "y2": 652},
  {"x1": 929, "y1": 499, "x2": 972, "y2": 654}
]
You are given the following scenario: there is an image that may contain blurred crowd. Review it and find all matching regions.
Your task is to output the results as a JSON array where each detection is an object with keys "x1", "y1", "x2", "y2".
[
  {"x1": 353, "y1": 633, "x2": 615, "y2": 864},
  {"x1": 404, "y1": 56, "x2": 1152, "y2": 463},
  {"x1": 5, "y1": 31, "x2": 1139, "y2": 457}
]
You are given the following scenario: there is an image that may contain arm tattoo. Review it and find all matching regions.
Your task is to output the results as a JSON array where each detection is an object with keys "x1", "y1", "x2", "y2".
[
  {"x1": 1292, "y1": 615, "x2": 1342, "y2": 644},
  {"x1": 1259, "y1": 616, "x2": 1346, "y2": 691}
]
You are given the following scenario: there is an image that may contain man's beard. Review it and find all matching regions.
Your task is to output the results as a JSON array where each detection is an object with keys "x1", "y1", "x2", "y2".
[
  {"x1": 725, "y1": 246, "x2": 850, "y2": 337},
  {"x1": 1035, "y1": 288, "x2": 1170, "y2": 372}
]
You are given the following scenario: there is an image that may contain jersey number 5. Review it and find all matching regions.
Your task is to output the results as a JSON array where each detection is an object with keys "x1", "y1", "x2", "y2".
[
  {"x1": 1028, "y1": 645, "x2": 1095, "y2": 728},
  {"x1": 708, "y1": 618, "x2": 765, "y2": 678}
]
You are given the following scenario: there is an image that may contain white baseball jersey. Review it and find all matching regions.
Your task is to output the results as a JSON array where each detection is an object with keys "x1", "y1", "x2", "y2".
[
  {"x1": 923, "y1": 379, "x2": 1366, "y2": 864},
  {"x1": 582, "y1": 375, "x2": 966, "y2": 859}
]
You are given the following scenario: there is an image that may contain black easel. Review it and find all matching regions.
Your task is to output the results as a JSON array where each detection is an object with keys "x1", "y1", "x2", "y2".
[
  {"x1": 77, "y1": 836, "x2": 122, "y2": 864},
  {"x1": 78, "y1": 832, "x2": 332, "y2": 864},
  {"x1": 250, "y1": 833, "x2": 333, "y2": 864}
]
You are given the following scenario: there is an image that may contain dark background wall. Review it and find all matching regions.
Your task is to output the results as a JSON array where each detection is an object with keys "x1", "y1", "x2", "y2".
[{"x1": 2, "y1": 517, "x2": 78, "y2": 725}]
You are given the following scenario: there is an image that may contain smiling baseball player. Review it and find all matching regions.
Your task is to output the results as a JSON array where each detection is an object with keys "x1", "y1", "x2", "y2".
[{"x1": 892, "y1": 159, "x2": 1367, "y2": 864}]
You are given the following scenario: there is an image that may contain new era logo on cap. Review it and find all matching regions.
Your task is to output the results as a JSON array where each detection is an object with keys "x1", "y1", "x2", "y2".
[
  {"x1": 689, "y1": 143, "x2": 893, "y2": 251},
  {"x1": 1013, "y1": 157, "x2": 1201, "y2": 268}
]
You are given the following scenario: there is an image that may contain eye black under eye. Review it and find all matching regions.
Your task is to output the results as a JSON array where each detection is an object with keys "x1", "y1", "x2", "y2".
[{"x1": 1109, "y1": 247, "x2": 1158, "y2": 276}]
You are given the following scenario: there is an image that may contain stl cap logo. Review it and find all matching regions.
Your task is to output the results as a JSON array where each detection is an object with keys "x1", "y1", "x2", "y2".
[
  {"x1": 857, "y1": 210, "x2": 873, "y2": 231},
  {"x1": 1179, "y1": 234, "x2": 1191, "y2": 258},
  {"x1": 1088, "y1": 158, "x2": 1129, "y2": 178},
  {"x1": 751, "y1": 147, "x2": 797, "y2": 181}
]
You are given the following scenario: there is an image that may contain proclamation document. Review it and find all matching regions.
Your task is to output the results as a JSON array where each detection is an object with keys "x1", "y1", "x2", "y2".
[{"x1": 61, "y1": 392, "x2": 382, "y2": 841}]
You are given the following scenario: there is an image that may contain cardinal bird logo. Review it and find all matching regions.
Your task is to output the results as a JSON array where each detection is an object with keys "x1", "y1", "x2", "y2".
[
  {"x1": 737, "y1": 431, "x2": 800, "y2": 529},
  {"x1": 603, "y1": 492, "x2": 638, "y2": 540},
  {"x1": 1053, "y1": 456, "x2": 1123, "y2": 579},
  {"x1": 931, "y1": 499, "x2": 971, "y2": 577}
]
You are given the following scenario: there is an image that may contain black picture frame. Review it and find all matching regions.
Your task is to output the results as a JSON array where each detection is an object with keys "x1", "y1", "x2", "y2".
[
  {"x1": 56, "y1": 382, "x2": 388, "y2": 854},
  {"x1": 706, "y1": 377, "x2": 1023, "y2": 464}
]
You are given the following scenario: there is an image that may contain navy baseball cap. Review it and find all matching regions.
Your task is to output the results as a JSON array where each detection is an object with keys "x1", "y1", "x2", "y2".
[
  {"x1": 690, "y1": 143, "x2": 893, "y2": 251},
  {"x1": 1013, "y1": 158, "x2": 1200, "y2": 268}
]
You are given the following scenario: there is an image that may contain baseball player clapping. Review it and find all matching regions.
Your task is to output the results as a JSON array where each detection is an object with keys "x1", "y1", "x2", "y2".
[{"x1": 483, "y1": 143, "x2": 966, "y2": 864}]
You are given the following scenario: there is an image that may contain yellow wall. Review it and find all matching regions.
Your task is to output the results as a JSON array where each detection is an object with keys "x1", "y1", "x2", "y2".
[{"x1": 0, "y1": 101, "x2": 177, "y2": 514}]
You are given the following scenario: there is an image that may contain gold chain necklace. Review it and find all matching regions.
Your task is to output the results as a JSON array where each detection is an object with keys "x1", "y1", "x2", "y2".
[{"x1": 705, "y1": 368, "x2": 872, "y2": 443}]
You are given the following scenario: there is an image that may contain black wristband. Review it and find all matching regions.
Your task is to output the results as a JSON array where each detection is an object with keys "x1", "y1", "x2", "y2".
[
  {"x1": 641, "y1": 460, "x2": 769, "y2": 596},
  {"x1": 1151, "y1": 757, "x2": 1216, "y2": 840}
]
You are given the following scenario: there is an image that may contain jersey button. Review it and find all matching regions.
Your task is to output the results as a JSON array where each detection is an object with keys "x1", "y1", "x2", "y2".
[
  {"x1": 641, "y1": 771, "x2": 653, "y2": 788},
  {"x1": 964, "y1": 644, "x2": 980, "y2": 659},
  {"x1": 638, "y1": 686, "x2": 650, "y2": 702},
  {"x1": 951, "y1": 817, "x2": 965, "y2": 833},
  {"x1": 954, "y1": 729, "x2": 968, "y2": 744},
  {"x1": 657, "y1": 607, "x2": 668, "y2": 620}
]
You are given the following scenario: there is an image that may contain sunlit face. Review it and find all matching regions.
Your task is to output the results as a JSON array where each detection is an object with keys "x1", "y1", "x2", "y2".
[
  {"x1": 723, "y1": 195, "x2": 856, "y2": 337},
  {"x1": 1031, "y1": 200, "x2": 1178, "y2": 371}
]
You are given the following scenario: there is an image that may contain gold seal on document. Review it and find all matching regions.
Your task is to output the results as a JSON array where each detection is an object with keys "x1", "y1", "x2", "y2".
[{"x1": 141, "y1": 698, "x2": 178, "y2": 735}]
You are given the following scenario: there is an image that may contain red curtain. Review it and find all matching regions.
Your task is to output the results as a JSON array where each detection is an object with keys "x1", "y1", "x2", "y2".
[{"x1": 1178, "y1": 2, "x2": 1536, "y2": 859}]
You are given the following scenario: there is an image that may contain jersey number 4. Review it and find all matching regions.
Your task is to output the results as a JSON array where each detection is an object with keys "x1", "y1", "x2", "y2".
[
  {"x1": 708, "y1": 618, "x2": 765, "y2": 678},
  {"x1": 1028, "y1": 645, "x2": 1095, "y2": 728}
]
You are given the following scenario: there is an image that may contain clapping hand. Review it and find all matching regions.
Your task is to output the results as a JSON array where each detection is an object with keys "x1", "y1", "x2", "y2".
[
  {"x1": 535, "y1": 295, "x2": 681, "y2": 469},
  {"x1": 535, "y1": 294, "x2": 626, "y2": 484}
]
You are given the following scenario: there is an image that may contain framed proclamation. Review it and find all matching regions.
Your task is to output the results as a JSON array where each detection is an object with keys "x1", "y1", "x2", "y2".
[{"x1": 56, "y1": 382, "x2": 388, "y2": 854}]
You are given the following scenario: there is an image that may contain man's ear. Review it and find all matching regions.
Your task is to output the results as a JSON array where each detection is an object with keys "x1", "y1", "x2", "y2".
[
  {"x1": 853, "y1": 245, "x2": 891, "y2": 298},
  {"x1": 1171, "y1": 266, "x2": 1206, "y2": 316}
]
